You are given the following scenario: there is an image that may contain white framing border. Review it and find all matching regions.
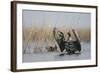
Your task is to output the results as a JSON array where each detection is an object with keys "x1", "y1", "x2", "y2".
[{"x1": 16, "y1": 3, "x2": 96, "y2": 69}]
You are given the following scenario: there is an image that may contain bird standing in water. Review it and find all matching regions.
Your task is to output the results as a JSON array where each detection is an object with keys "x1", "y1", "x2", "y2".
[{"x1": 53, "y1": 28, "x2": 81, "y2": 55}]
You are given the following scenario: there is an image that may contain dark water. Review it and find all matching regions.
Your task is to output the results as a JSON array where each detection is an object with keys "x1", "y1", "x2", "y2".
[{"x1": 23, "y1": 42, "x2": 91, "y2": 63}]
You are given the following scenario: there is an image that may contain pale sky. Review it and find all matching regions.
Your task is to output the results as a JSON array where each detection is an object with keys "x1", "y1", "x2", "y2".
[{"x1": 22, "y1": 10, "x2": 91, "y2": 29}]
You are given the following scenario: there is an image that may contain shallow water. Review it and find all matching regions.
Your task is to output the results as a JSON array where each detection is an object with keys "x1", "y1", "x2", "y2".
[{"x1": 23, "y1": 42, "x2": 91, "y2": 63}]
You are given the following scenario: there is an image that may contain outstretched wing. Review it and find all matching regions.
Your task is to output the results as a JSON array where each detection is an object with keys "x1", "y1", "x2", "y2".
[
  {"x1": 72, "y1": 29, "x2": 81, "y2": 52},
  {"x1": 72, "y1": 29, "x2": 81, "y2": 42},
  {"x1": 53, "y1": 28, "x2": 65, "y2": 52}
]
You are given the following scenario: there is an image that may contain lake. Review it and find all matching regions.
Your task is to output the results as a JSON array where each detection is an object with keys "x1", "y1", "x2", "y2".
[{"x1": 23, "y1": 42, "x2": 91, "y2": 63}]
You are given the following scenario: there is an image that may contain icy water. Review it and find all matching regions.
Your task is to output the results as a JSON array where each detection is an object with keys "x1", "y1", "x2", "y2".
[{"x1": 23, "y1": 42, "x2": 91, "y2": 63}]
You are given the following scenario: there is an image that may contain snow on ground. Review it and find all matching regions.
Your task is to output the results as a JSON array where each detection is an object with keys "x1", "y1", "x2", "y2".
[{"x1": 22, "y1": 42, "x2": 91, "y2": 63}]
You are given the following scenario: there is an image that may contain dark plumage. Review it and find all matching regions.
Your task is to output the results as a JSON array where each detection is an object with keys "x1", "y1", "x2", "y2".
[{"x1": 53, "y1": 28, "x2": 81, "y2": 54}]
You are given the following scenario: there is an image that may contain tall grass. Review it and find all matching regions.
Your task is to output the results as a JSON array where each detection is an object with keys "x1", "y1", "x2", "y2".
[
  {"x1": 23, "y1": 25, "x2": 90, "y2": 54},
  {"x1": 23, "y1": 26, "x2": 90, "y2": 41}
]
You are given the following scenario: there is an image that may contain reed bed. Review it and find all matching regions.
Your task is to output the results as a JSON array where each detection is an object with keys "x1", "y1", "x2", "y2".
[{"x1": 23, "y1": 25, "x2": 90, "y2": 54}]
